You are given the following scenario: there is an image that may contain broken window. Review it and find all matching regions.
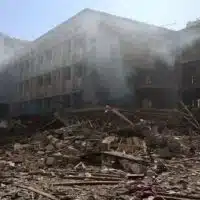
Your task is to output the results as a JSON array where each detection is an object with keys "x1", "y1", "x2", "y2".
[
  {"x1": 29, "y1": 58, "x2": 34, "y2": 70},
  {"x1": 197, "y1": 99, "x2": 200, "y2": 108},
  {"x1": 52, "y1": 96, "x2": 62, "y2": 110},
  {"x1": 22, "y1": 60, "x2": 29, "y2": 77},
  {"x1": 192, "y1": 100, "x2": 195, "y2": 107},
  {"x1": 142, "y1": 99, "x2": 152, "y2": 108},
  {"x1": 45, "y1": 98, "x2": 52, "y2": 109},
  {"x1": 75, "y1": 64, "x2": 83, "y2": 77},
  {"x1": 72, "y1": 53, "x2": 78, "y2": 63},
  {"x1": 69, "y1": 40, "x2": 72, "y2": 51},
  {"x1": 38, "y1": 99, "x2": 44, "y2": 109},
  {"x1": 57, "y1": 70, "x2": 60, "y2": 80},
  {"x1": 38, "y1": 55, "x2": 44, "y2": 65},
  {"x1": 63, "y1": 66, "x2": 71, "y2": 80},
  {"x1": 78, "y1": 37, "x2": 86, "y2": 50},
  {"x1": 45, "y1": 73, "x2": 52, "y2": 85},
  {"x1": 45, "y1": 50, "x2": 53, "y2": 61},
  {"x1": 52, "y1": 71, "x2": 56, "y2": 83},
  {"x1": 19, "y1": 82, "x2": 24, "y2": 96},
  {"x1": 38, "y1": 76, "x2": 43, "y2": 86},
  {"x1": 72, "y1": 91, "x2": 83, "y2": 108},
  {"x1": 23, "y1": 82, "x2": 25, "y2": 96},
  {"x1": 63, "y1": 94, "x2": 71, "y2": 107},
  {"x1": 20, "y1": 102, "x2": 25, "y2": 110},
  {"x1": 191, "y1": 75, "x2": 196, "y2": 84},
  {"x1": 25, "y1": 59, "x2": 29, "y2": 68},
  {"x1": 67, "y1": 40, "x2": 72, "y2": 56},
  {"x1": 20, "y1": 67, "x2": 24, "y2": 79},
  {"x1": 25, "y1": 80, "x2": 29, "y2": 92},
  {"x1": 145, "y1": 75, "x2": 152, "y2": 85}
]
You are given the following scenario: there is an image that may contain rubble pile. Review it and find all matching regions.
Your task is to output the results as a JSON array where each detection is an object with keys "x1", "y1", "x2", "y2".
[{"x1": 1, "y1": 107, "x2": 200, "y2": 199}]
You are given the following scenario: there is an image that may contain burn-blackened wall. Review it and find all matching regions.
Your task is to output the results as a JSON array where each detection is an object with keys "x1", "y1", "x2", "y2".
[
  {"x1": 134, "y1": 60, "x2": 178, "y2": 109},
  {"x1": 179, "y1": 60, "x2": 200, "y2": 107},
  {"x1": 178, "y1": 24, "x2": 200, "y2": 107}
]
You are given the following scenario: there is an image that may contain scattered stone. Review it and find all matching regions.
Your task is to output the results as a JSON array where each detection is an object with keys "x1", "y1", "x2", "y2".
[
  {"x1": 51, "y1": 137, "x2": 59, "y2": 145},
  {"x1": 0, "y1": 160, "x2": 6, "y2": 169},
  {"x1": 45, "y1": 144, "x2": 54, "y2": 152},
  {"x1": 1, "y1": 109, "x2": 200, "y2": 199},
  {"x1": 67, "y1": 146, "x2": 80, "y2": 155},
  {"x1": 45, "y1": 157, "x2": 55, "y2": 166},
  {"x1": 62, "y1": 155, "x2": 80, "y2": 165},
  {"x1": 102, "y1": 136, "x2": 117, "y2": 144},
  {"x1": 22, "y1": 144, "x2": 31, "y2": 149},
  {"x1": 146, "y1": 169, "x2": 157, "y2": 177},
  {"x1": 13, "y1": 156, "x2": 23, "y2": 164},
  {"x1": 55, "y1": 141, "x2": 64, "y2": 149},
  {"x1": 52, "y1": 152, "x2": 62, "y2": 157},
  {"x1": 37, "y1": 151, "x2": 45, "y2": 155},
  {"x1": 101, "y1": 136, "x2": 117, "y2": 151},
  {"x1": 38, "y1": 158, "x2": 45, "y2": 168},
  {"x1": 158, "y1": 147, "x2": 172, "y2": 159},
  {"x1": 13, "y1": 143, "x2": 23, "y2": 151},
  {"x1": 7, "y1": 161, "x2": 15, "y2": 168},
  {"x1": 47, "y1": 134, "x2": 54, "y2": 140},
  {"x1": 119, "y1": 159, "x2": 147, "y2": 174},
  {"x1": 167, "y1": 138, "x2": 181, "y2": 153},
  {"x1": 154, "y1": 160, "x2": 168, "y2": 174}
]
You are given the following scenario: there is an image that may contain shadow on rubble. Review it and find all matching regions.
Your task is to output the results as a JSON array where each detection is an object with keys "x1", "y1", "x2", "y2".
[{"x1": 0, "y1": 114, "x2": 65, "y2": 146}]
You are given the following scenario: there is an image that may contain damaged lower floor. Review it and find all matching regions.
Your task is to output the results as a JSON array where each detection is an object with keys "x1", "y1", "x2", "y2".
[
  {"x1": 7, "y1": 88, "x2": 200, "y2": 117},
  {"x1": 10, "y1": 91, "x2": 84, "y2": 117},
  {"x1": 181, "y1": 88, "x2": 200, "y2": 108},
  {"x1": 135, "y1": 88, "x2": 179, "y2": 109},
  {"x1": 1, "y1": 104, "x2": 200, "y2": 199}
]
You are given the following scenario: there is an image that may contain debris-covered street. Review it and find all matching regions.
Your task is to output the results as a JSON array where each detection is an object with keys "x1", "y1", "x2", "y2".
[
  {"x1": 1, "y1": 106, "x2": 200, "y2": 200},
  {"x1": 1, "y1": 1, "x2": 200, "y2": 199}
]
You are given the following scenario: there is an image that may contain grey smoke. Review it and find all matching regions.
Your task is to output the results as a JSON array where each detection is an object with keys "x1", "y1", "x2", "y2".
[
  {"x1": 83, "y1": 11, "x2": 200, "y2": 104},
  {"x1": 0, "y1": 33, "x2": 30, "y2": 66}
]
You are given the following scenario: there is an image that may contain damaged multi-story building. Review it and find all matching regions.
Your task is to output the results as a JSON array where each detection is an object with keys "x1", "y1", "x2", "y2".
[{"x1": 0, "y1": 8, "x2": 198, "y2": 117}]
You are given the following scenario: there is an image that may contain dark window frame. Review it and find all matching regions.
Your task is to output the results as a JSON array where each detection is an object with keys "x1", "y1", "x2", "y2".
[
  {"x1": 38, "y1": 76, "x2": 43, "y2": 86},
  {"x1": 145, "y1": 75, "x2": 152, "y2": 85},
  {"x1": 75, "y1": 64, "x2": 84, "y2": 78},
  {"x1": 45, "y1": 73, "x2": 52, "y2": 85},
  {"x1": 63, "y1": 66, "x2": 71, "y2": 80}
]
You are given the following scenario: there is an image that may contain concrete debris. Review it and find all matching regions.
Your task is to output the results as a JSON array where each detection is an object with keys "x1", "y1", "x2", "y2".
[
  {"x1": 157, "y1": 147, "x2": 172, "y2": 159},
  {"x1": 119, "y1": 159, "x2": 147, "y2": 174},
  {"x1": 13, "y1": 143, "x2": 23, "y2": 151},
  {"x1": 102, "y1": 136, "x2": 117, "y2": 144},
  {"x1": 1, "y1": 106, "x2": 200, "y2": 199},
  {"x1": 45, "y1": 144, "x2": 55, "y2": 152},
  {"x1": 45, "y1": 157, "x2": 55, "y2": 166}
]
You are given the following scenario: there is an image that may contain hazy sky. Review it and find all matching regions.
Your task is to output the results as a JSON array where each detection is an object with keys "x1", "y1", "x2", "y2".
[{"x1": 0, "y1": 0, "x2": 199, "y2": 40}]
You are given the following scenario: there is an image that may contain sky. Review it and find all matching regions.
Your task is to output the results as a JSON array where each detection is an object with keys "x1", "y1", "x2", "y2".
[{"x1": 0, "y1": 0, "x2": 199, "y2": 41}]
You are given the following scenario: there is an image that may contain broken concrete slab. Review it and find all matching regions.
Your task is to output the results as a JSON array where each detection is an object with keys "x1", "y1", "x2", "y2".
[
  {"x1": 157, "y1": 147, "x2": 172, "y2": 159},
  {"x1": 45, "y1": 157, "x2": 55, "y2": 166}
]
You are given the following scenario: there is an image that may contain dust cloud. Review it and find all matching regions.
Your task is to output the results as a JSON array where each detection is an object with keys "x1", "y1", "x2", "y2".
[{"x1": 1, "y1": 9, "x2": 200, "y2": 107}]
